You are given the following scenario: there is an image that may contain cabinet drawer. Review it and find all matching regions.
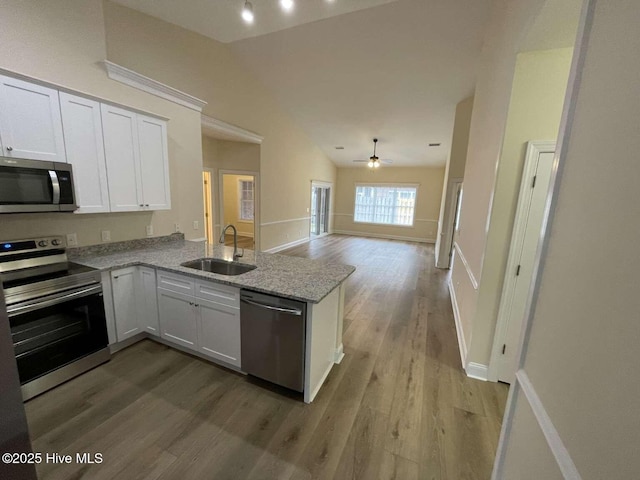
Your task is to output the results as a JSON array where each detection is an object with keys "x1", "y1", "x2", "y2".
[
  {"x1": 157, "y1": 271, "x2": 195, "y2": 295},
  {"x1": 195, "y1": 280, "x2": 239, "y2": 308}
]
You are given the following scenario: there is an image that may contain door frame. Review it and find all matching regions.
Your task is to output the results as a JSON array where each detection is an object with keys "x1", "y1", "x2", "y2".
[
  {"x1": 437, "y1": 177, "x2": 464, "y2": 268},
  {"x1": 218, "y1": 169, "x2": 260, "y2": 250},
  {"x1": 488, "y1": 141, "x2": 556, "y2": 382},
  {"x1": 310, "y1": 180, "x2": 333, "y2": 238},
  {"x1": 202, "y1": 168, "x2": 215, "y2": 243}
]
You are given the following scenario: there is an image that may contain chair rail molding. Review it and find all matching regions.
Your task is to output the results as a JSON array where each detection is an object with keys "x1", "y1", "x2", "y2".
[{"x1": 104, "y1": 61, "x2": 207, "y2": 112}]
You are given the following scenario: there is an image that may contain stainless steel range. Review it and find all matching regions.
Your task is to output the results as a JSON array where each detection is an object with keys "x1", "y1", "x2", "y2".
[{"x1": 0, "y1": 236, "x2": 109, "y2": 401}]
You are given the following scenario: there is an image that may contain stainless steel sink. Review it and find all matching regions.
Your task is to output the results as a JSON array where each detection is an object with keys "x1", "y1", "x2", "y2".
[{"x1": 181, "y1": 258, "x2": 257, "y2": 276}]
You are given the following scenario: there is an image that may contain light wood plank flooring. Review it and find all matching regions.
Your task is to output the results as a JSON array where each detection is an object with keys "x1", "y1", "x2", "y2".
[
  {"x1": 25, "y1": 234, "x2": 508, "y2": 480},
  {"x1": 223, "y1": 234, "x2": 254, "y2": 250}
]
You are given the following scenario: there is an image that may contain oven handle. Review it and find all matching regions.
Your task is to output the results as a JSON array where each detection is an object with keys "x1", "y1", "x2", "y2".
[{"x1": 7, "y1": 284, "x2": 102, "y2": 316}]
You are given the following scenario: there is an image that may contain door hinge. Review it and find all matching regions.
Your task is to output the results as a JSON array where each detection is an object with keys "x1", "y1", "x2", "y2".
[
  {"x1": 502, "y1": 344, "x2": 506, "y2": 355},
  {"x1": 516, "y1": 265, "x2": 521, "y2": 276},
  {"x1": 531, "y1": 175, "x2": 537, "y2": 188}
]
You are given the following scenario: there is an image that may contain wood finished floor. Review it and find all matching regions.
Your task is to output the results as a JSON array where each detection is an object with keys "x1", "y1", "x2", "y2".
[
  {"x1": 25, "y1": 235, "x2": 508, "y2": 480},
  {"x1": 223, "y1": 234, "x2": 254, "y2": 250}
]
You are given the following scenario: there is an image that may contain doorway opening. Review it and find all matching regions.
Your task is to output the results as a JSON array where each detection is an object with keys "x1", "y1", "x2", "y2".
[
  {"x1": 310, "y1": 182, "x2": 331, "y2": 237},
  {"x1": 219, "y1": 171, "x2": 258, "y2": 250}
]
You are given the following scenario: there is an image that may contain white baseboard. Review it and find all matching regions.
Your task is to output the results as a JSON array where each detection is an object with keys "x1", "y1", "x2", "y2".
[
  {"x1": 333, "y1": 229, "x2": 435, "y2": 244},
  {"x1": 465, "y1": 362, "x2": 489, "y2": 381},
  {"x1": 448, "y1": 277, "x2": 468, "y2": 367},
  {"x1": 334, "y1": 344, "x2": 345, "y2": 364},
  {"x1": 263, "y1": 236, "x2": 310, "y2": 254}
]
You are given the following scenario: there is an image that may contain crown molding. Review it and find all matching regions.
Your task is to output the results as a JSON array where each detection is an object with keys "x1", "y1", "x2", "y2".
[
  {"x1": 201, "y1": 114, "x2": 264, "y2": 144},
  {"x1": 103, "y1": 61, "x2": 207, "y2": 112}
]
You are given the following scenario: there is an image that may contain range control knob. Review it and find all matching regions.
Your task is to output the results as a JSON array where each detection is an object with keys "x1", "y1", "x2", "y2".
[
  {"x1": 51, "y1": 239, "x2": 62, "y2": 246},
  {"x1": 38, "y1": 240, "x2": 48, "y2": 247}
]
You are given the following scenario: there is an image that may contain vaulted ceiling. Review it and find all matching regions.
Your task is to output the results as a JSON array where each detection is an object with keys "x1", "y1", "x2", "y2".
[{"x1": 111, "y1": 0, "x2": 493, "y2": 167}]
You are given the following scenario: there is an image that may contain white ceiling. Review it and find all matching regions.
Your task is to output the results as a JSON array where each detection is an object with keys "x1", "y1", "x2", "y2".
[{"x1": 112, "y1": 0, "x2": 493, "y2": 167}]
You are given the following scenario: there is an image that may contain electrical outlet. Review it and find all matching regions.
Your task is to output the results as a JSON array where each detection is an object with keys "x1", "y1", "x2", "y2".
[
  {"x1": 66, "y1": 233, "x2": 78, "y2": 247},
  {"x1": 101, "y1": 230, "x2": 111, "y2": 242},
  {"x1": 193, "y1": 221, "x2": 199, "y2": 230},
  {"x1": 174, "y1": 223, "x2": 181, "y2": 233},
  {"x1": 146, "y1": 225, "x2": 154, "y2": 237}
]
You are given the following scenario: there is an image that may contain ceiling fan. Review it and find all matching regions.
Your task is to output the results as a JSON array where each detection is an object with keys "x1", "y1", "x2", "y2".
[{"x1": 353, "y1": 138, "x2": 393, "y2": 168}]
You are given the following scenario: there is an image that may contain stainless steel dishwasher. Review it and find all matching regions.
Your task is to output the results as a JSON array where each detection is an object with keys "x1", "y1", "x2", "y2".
[{"x1": 240, "y1": 290, "x2": 306, "y2": 392}]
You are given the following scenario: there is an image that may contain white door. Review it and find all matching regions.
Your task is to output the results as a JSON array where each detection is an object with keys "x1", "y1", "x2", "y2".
[
  {"x1": 496, "y1": 142, "x2": 556, "y2": 383},
  {"x1": 137, "y1": 267, "x2": 159, "y2": 336},
  {"x1": 138, "y1": 115, "x2": 171, "y2": 210},
  {"x1": 197, "y1": 298, "x2": 241, "y2": 367},
  {"x1": 59, "y1": 93, "x2": 110, "y2": 213},
  {"x1": 101, "y1": 104, "x2": 143, "y2": 212},
  {"x1": 0, "y1": 75, "x2": 66, "y2": 162},
  {"x1": 111, "y1": 267, "x2": 140, "y2": 341}
]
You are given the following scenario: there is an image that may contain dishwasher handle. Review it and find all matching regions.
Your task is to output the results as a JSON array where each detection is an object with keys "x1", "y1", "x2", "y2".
[{"x1": 241, "y1": 297, "x2": 303, "y2": 316}]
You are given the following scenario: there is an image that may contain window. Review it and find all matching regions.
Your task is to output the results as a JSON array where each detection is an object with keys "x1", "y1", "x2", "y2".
[
  {"x1": 354, "y1": 184, "x2": 417, "y2": 226},
  {"x1": 238, "y1": 180, "x2": 254, "y2": 221}
]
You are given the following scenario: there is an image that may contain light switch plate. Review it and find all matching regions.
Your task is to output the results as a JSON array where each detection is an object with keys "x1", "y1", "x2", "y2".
[
  {"x1": 146, "y1": 225, "x2": 153, "y2": 236},
  {"x1": 193, "y1": 221, "x2": 199, "y2": 230},
  {"x1": 101, "y1": 230, "x2": 111, "y2": 242}
]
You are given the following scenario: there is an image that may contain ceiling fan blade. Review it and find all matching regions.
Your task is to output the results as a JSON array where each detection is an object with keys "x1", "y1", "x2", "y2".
[
  {"x1": 352, "y1": 160, "x2": 369, "y2": 163},
  {"x1": 381, "y1": 159, "x2": 393, "y2": 164}
]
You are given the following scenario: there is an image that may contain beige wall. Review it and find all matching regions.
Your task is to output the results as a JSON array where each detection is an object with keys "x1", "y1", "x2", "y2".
[
  {"x1": 498, "y1": 1, "x2": 640, "y2": 477},
  {"x1": 334, "y1": 167, "x2": 444, "y2": 242},
  {"x1": 435, "y1": 95, "x2": 474, "y2": 267},
  {"x1": 102, "y1": 1, "x2": 337, "y2": 251},
  {"x1": 467, "y1": 47, "x2": 573, "y2": 365},
  {"x1": 0, "y1": 0, "x2": 204, "y2": 246},
  {"x1": 222, "y1": 175, "x2": 254, "y2": 238}
]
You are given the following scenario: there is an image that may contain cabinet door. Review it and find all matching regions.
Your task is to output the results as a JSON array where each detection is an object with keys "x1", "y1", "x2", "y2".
[
  {"x1": 111, "y1": 267, "x2": 140, "y2": 341},
  {"x1": 59, "y1": 93, "x2": 110, "y2": 213},
  {"x1": 137, "y1": 267, "x2": 159, "y2": 336},
  {"x1": 197, "y1": 298, "x2": 241, "y2": 367},
  {"x1": 158, "y1": 287, "x2": 197, "y2": 349},
  {"x1": 138, "y1": 115, "x2": 171, "y2": 210},
  {"x1": 0, "y1": 75, "x2": 66, "y2": 162},
  {"x1": 101, "y1": 104, "x2": 143, "y2": 212}
]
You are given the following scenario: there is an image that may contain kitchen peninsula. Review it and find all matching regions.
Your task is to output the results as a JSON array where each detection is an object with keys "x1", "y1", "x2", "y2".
[{"x1": 70, "y1": 234, "x2": 355, "y2": 403}]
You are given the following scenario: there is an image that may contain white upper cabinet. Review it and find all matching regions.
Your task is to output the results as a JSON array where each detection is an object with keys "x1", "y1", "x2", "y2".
[
  {"x1": 137, "y1": 115, "x2": 171, "y2": 210},
  {"x1": 59, "y1": 92, "x2": 110, "y2": 213},
  {"x1": 0, "y1": 75, "x2": 66, "y2": 162},
  {"x1": 101, "y1": 104, "x2": 144, "y2": 212},
  {"x1": 101, "y1": 104, "x2": 170, "y2": 212}
]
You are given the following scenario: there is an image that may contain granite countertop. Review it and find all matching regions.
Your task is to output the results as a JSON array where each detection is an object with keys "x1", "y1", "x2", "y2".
[{"x1": 70, "y1": 238, "x2": 355, "y2": 304}]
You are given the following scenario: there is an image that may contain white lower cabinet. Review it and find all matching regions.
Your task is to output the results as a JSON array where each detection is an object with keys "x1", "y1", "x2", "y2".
[
  {"x1": 156, "y1": 272, "x2": 241, "y2": 368},
  {"x1": 111, "y1": 267, "x2": 140, "y2": 341},
  {"x1": 157, "y1": 288, "x2": 197, "y2": 349},
  {"x1": 138, "y1": 267, "x2": 159, "y2": 336},
  {"x1": 110, "y1": 266, "x2": 160, "y2": 342},
  {"x1": 198, "y1": 298, "x2": 241, "y2": 367}
]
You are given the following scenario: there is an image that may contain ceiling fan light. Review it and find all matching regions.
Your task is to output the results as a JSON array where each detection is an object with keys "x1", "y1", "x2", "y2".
[
  {"x1": 280, "y1": 0, "x2": 294, "y2": 11},
  {"x1": 374, "y1": 160, "x2": 380, "y2": 168},
  {"x1": 242, "y1": 1, "x2": 254, "y2": 23},
  {"x1": 367, "y1": 160, "x2": 374, "y2": 168}
]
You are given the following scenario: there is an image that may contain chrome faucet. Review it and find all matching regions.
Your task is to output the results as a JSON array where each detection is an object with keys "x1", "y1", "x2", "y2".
[{"x1": 219, "y1": 224, "x2": 244, "y2": 260}]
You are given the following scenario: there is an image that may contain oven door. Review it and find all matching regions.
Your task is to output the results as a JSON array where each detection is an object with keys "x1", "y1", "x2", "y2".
[{"x1": 6, "y1": 283, "x2": 108, "y2": 385}]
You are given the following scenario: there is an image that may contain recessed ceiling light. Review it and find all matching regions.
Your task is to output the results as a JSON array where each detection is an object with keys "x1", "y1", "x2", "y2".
[
  {"x1": 428, "y1": 143, "x2": 441, "y2": 147},
  {"x1": 280, "y1": 0, "x2": 294, "y2": 11},
  {"x1": 242, "y1": 1, "x2": 254, "y2": 23},
  {"x1": 335, "y1": 146, "x2": 344, "y2": 150}
]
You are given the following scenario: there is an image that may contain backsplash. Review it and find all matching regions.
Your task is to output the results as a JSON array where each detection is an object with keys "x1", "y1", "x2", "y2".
[{"x1": 68, "y1": 233, "x2": 186, "y2": 258}]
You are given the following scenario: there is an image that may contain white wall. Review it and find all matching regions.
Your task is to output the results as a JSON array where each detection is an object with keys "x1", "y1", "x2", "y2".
[{"x1": 496, "y1": 1, "x2": 640, "y2": 478}]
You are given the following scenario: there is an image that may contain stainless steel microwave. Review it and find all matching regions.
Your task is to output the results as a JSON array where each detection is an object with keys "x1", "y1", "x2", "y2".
[{"x1": 0, "y1": 157, "x2": 77, "y2": 213}]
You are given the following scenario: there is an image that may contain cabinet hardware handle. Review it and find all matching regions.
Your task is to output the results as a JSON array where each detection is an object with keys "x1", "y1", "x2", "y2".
[
  {"x1": 113, "y1": 276, "x2": 119, "y2": 279},
  {"x1": 139, "y1": 204, "x2": 144, "y2": 207},
  {"x1": 6, "y1": 146, "x2": 13, "y2": 151},
  {"x1": 145, "y1": 204, "x2": 149, "y2": 207}
]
